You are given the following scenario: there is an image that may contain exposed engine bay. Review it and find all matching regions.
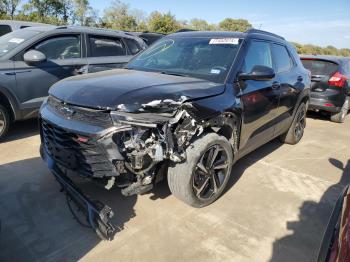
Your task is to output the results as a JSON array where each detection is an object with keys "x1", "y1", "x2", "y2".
[{"x1": 110, "y1": 108, "x2": 205, "y2": 196}]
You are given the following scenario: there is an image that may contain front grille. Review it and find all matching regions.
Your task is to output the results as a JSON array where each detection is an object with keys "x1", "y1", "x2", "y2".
[
  {"x1": 41, "y1": 119, "x2": 116, "y2": 177},
  {"x1": 48, "y1": 96, "x2": 113, "y2": 128}
]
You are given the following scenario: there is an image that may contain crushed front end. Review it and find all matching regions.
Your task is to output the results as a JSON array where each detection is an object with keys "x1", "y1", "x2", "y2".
[{"x1": 39, "y1": 96, "x2": 205, "y2": 239}]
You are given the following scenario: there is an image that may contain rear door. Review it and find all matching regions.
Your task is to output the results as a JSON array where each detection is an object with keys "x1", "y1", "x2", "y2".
[
  {"x1": 86, "y1": 34, "x2": 133, "y2": 73},
  {"x1": 271, "y1": 43, "x2": 301, "y2": 134},
  {"x1": 13, "y1": 33, "x2": 88, "y2": 109}
]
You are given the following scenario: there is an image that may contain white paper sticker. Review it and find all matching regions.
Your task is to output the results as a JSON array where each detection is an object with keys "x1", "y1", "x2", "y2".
[
  {"x1": 210, "y1": 69, "x2": 221, "y2": 74},
  {"x1": 209, "y1": 38, "x2": 239, "y2": 45},
  {"x1": 9, "y1": 38, "x2": 24, "y2": 44}
]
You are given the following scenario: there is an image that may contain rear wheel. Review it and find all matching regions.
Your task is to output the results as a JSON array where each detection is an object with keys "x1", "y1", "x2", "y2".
[
  {"x1": 330, "y1": 97, "x2": 349, "y2": 123},
  {"x1": 167, "y1": 133, "x2": 233, "y2": 208},
  {"x1": 0, "y1": 105, "x2": 10, "y2": 141},
  {"x1": 280, "y1": 102, "x2": 306, "y2": 145}
]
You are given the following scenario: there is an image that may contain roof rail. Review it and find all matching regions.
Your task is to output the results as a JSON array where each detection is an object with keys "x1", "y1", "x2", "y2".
[{"x1": 245, "y1": 29, "x2": 285, "y2": 40}]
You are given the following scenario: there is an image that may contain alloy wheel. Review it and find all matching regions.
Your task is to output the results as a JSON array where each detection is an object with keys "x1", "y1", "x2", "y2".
[
  {"x1": 294, "y1": 108, "x2": 306, "y2": 140},
  {"x1": 0, "y1": 110, "x2": 5, "y2": 134},
  {"x1": 192, "y1": 144, "x2": 230, "y2": 200}
]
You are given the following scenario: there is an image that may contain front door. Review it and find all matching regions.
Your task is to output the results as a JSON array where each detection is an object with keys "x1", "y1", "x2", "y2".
[
  {"x1": 13, "y1": 34, "x2": 87, "y2": 112},
  {"x1": 238, "y1": 40, "x2": 280, "y2": 153}
]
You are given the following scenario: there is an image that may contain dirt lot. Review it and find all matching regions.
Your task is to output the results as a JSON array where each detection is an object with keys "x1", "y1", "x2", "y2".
[{"x1": 0, "y1": 113, "x2": 349, "y2": 262}]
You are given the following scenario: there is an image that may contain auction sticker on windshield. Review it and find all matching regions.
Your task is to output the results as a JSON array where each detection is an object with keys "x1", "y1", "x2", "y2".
[{"x1": 209, "y1": 38, "x2": 239, "y2": 45}]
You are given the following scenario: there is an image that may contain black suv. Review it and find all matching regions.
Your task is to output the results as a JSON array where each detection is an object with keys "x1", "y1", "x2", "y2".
[
  {"x1": 301, "y1": 55, "x2": 350, "y2": 123},
  {"x1": 0, "y1": 25, "x2": 146, "y2": 140},
  {"x1": 39, "y1": 30, "x2": 310, "y2": 238}
]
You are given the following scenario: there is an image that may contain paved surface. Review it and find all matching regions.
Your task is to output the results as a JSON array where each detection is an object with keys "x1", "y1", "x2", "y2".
[{"x1": 0, "y1": 113, "x2": 349, "y2": 262}]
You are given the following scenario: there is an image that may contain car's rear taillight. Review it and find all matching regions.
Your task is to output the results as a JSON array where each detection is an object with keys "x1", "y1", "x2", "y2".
[{"x1": 328, "y1": 72, "x2": 348, "y2": 87}]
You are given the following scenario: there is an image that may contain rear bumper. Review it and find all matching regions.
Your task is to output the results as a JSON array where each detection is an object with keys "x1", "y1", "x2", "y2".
[
  {"x1": 308, "y1": 89, "x2": 346, "y2": 113},
  {"x1": 308, "y1": 98, "x2": 342, "y2": 113}
]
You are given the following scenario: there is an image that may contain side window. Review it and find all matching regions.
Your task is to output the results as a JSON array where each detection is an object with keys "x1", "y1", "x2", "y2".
[
  {"x1": 0, "y1": 25, "x2": 12, "y2": 37},
  {"x1": 272, "y1": 44, "x2": 293, "y2": 73},
  {"x1": 88, "y1": 35, "x2": 126, "y2": 57},
  {"x1": 34, "y1": 35, "x2": 81, "y2": 60},
  {"x1": 243, "y1": 41, "x2": 272, "y2": 72},
  {"x1": 124, "y1": 38, "x2": 141, "y2": 55}
]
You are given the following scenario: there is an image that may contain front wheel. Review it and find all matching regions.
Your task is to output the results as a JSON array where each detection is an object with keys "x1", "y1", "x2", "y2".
[
  {"x1": 330, "y1": 97, "x2": 349, "y2": 123},
  {"x1": 279, "y1": 102, "x2": 306, "y2": 145},
  {"x1": 0, "y1": 105, "x2": 10, "y2": 142},
  {"x1": 167, "y1": 133, "x2": 233, "y2": 208}
]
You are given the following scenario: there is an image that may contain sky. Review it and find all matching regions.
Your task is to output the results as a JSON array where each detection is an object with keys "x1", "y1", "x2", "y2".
[{"x1": 88, "y1": 0, "x2": 350, "y2": 49}]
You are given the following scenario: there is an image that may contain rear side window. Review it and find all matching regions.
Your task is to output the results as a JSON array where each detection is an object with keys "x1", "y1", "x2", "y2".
[
  {"x1": 124, "y1": 38, "x2": 141, "y2": 55},
  {"x1": 34, "y1": 35, "x2": 81, "y2": 60},
  {"x1": 89, "y1": 35, "x2": 126, "y2": 57},
  {"x1": 301, "y1": 59, "x2": 338, "y2": 76},
  {"x1": 0, "y1": 25, "x2": 12, "y2": 37},
  {"x1": 243, "y1": 41, "x2": 272, "y2": 72},
  {"x1": 272, "y1": 44, "x2": 293, "y2": 73}
]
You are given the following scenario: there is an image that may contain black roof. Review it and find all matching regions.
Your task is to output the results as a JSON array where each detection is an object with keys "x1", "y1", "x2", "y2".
[{"x1": 168, "y1": 29, "x2": 285, "y2": 42}]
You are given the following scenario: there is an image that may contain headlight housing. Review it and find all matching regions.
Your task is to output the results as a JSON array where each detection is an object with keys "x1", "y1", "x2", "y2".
[{"x1": 110, "y1": 111, "x2": 172, "y2": 127}]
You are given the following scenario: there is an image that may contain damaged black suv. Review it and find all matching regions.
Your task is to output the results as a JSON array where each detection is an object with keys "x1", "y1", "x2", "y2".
[{"x1": 40, "y1": 29, "x2": 310, "y2": 235}]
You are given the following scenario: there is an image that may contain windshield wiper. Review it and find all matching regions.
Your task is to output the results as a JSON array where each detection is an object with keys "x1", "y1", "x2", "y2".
[{"x1": 160, "y1": 71, "x2": 190, "y2": 78}]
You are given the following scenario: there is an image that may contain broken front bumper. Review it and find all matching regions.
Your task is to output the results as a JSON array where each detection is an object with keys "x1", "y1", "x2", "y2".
[{"x1": 41, "y1": 145, "x2": 117, "y2": 240}]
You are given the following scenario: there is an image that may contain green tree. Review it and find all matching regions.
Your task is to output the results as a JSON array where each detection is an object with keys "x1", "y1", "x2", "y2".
[
  {"x1": 219, "y1": 18, "x2": 251, "y2": 32},
  {"x1": 102, "y1": 0, "x2": 137, "y2": 31},
  {"x1": 190, "y1": 18, "x2": 210, "y2": 31},
  {"x1": 148, "y1": 11, "x2": 180, "y2": 34},
  {"x1": 1, "y1": 0, "x2": 21, "y2": 19},
  {"x1": 18, "y1": 0, "x2": 68, "y2": 24}
]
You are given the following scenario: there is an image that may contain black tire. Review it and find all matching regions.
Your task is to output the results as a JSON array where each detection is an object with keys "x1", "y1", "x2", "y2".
[
  {"x1": 330, "y1": 97, "x2": 349, "y2": 123},
  {"x1": 167, "y1": 133, "x2": 233, "y2": 208},
  {"x1": 0, "y1": 105, "x2": 10, "y2": 142},
  {"x1": 279, "y1": 102, "x2": 306, "y2": 145}
]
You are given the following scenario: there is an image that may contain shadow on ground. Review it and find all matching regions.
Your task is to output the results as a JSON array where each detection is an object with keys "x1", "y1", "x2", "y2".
[
  {"x1": 0, "y1": 157, "x2": 138, "y2": 262},
  {"x1": 270, "y1": 158, "x2": 350, "y2": 262},
  {"x1": 0, "y1": 134, "x2": 285, "y2": 262},
  {"x1": 3, "y1": 119, "x2": 39, "y2": 142},
  {"x1": 224, "y1": 138, "x2": 283, "y2": 195}
]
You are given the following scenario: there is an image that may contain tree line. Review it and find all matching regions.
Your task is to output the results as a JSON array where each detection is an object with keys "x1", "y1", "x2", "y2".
[{"x1": 1, "y1": 0, "x2": 349, "y2": 57}]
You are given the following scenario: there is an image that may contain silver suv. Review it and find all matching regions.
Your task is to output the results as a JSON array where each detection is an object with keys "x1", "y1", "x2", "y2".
[{"x1": 0, "y1": 25, "x2": 147, "y2": 140}]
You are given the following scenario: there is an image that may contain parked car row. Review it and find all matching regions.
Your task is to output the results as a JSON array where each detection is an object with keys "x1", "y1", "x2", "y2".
[{"x1": 0, "y1": 21, "x2": 349, "y2": 244}]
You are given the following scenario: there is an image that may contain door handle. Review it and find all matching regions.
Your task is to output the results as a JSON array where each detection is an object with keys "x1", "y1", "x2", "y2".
[{"x1": 272, "y1": 81, "x2": 281, "y2": 89}]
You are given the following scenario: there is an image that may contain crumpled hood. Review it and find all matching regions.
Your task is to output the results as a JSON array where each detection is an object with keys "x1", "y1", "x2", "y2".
[{"x1": 49, "y1": 69, "x2": 225, "y2": 112}]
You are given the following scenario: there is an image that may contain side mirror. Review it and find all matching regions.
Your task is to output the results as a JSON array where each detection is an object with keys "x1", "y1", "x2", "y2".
[
  {"x1": 238, "y1": 65, "x2": 275, "y2": 81},
  {"x1": 23, "y1": 50, "x2": 46, "y2": 64}
]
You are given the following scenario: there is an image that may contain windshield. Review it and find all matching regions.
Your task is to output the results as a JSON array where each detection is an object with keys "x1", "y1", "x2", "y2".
[
  {"x1": 127, "y1": 37, "x2": 243, "y2": 83},
  {"x1": 0, "y1": 29, "x2": 41, "y2": 58}
]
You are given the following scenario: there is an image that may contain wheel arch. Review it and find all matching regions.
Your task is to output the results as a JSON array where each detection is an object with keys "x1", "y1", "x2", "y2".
[
  {"x1": 0, "y1": 86, "x2": 20, "y2": 121},
  {"x1": 205, "y1": 111, "x2": 241, "y2": 156}
]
